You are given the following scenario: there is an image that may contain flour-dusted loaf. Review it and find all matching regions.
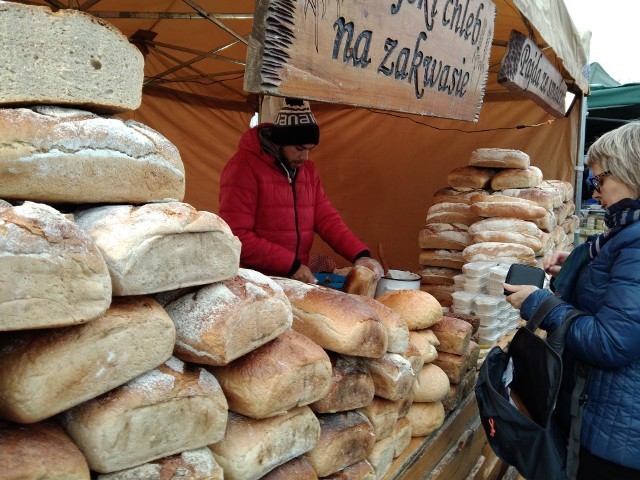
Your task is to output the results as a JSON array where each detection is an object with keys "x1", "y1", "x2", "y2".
[
  {"x1": 469, "y1": 216, "x2": 543, "y2": 237},
  {"x1": 490, "y1": 166, "x2": 544, "y2": 190},
  {"x1": 426, "y1": 202, "x2": 482, "y2": 226},
  {"x1": 0, "y1": 106, "x2": 185, "y2": 204},
  {"x1": 0, "y1": 420, "x2": 90, "y2": 480},
  {"x1": 209, "y1": 329, "x2": 332, "y2": 418},
  {"x1": 469, "y1": 201, "x2": 547, "y2": 221},
  {"x1": 160, "y1": 269, "x2": 292, "y2": 366},
  {"x1": 260, "y1": 457, "x2": 318, "y2": 480},
  {"x1": 305, "y1": 411, "x2": 376, "y2": 477},
  {"x1": 74, "y1": 202, "x2": 241, "y2": 295},
  {"x1": 471, "y1": 230, "x2": 543, "y2": 252},
  {"x1": 0, "y1": 201, "x2": 111, "y2": 331},
  {"x1": 406, "y1": 401, "x2": 445, "y2": 436},
  {"x1": 210, "y1": 406, "x2": 320, "y2": 480},
  {"x1": 418, "y1": 223, "x2": 472, "y2": 250},
  {"x1": 418, "y1": 266, "x2": 460, "y2": 285},
  {"x1": 376, "y1": 289, "x2": 443, "y2": 330},
  {"x1": 469, "y1": 148, "x2": 530, "y2": 169},
  {"x1": 309, "y1": 353, "x2": 375, "y2": 414},
  {"x1": 275, "y1": 279, "x2": 388, "y2": 357},
  {"x1": 0, "y1": 2, "x2": 143, "y2": 112},
  {"x1": 354, "y1": 295, "x2": 410, "y2": 353},
  {"x1": 544, "y1": 179, "x2": 574, "y2": 202},
  {"x1": 499, "y1": 187, "x2": 563, "y2": 210},
  {"x1": 447, "y1": 166, "x2": 495, "y2": 189},
  {"x1": 418, "y1": 249, "x2": 465, "y2": 269},
  {"x1": 462, "y1": 242, "x2": 536, "y2": 265},
  {"x1": 360, "y1": 353, "x2": 416, "y2": 401},
  {"x1": 0, "y1": 296, "x2": 175, "y2": 423},
  {"x1": 61, "y1": 358, "x2": 228, "y2": 474},
  {"x1": 432, "y1": 187, "x2": 484, "y2": 205},
  {"x1": 96, "y1": 448, "x2": 224, "y2": 480}
]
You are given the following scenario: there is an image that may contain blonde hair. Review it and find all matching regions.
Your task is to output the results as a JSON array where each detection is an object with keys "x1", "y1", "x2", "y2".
[{"x1": 586, "y1": 122, "x2": 640, "y2": 196}]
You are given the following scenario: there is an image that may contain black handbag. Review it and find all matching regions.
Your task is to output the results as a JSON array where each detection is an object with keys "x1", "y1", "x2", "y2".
[{"x1": 475, "y1": 296, "x2": 590, "y2": 480}]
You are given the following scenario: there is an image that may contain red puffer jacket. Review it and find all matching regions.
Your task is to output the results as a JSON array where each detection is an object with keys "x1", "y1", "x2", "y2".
[{"x1": 219, "y1": 125, "x2": 369, "y2": 277}]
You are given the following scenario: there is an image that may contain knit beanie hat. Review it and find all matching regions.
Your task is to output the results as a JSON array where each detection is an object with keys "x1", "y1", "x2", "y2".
[{"x1": 270, "y1": 98, "x2": 320, "y2": 146}]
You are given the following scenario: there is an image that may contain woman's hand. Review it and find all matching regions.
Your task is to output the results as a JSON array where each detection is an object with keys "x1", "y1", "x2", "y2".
[
  {"x1": 504, "y1": 284, "x2": 539, "y2": 309},
  {"x1": 543, "y1": 251, "x2": 570, "y2": 278}
]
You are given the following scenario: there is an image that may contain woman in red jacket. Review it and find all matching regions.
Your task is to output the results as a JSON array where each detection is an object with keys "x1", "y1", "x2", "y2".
[{"x1": 219, "y1": 98, "x2": 382, "y2": 283}]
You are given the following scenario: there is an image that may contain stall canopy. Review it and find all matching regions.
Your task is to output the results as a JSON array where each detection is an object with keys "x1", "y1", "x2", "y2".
[
  {"x1": 586, "y1": 62, "x2": 640, "y2": 150},
  {"x1": 25, "y1": 0, "x2": 590, "y2": 271}
]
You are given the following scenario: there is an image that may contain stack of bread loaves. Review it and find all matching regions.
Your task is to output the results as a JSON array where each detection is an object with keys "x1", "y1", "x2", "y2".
[
  {"x1": 419, "y1": 148, "x2": 580, "y2": 307},
  {"x1": 0, "y1": 2, "x2": 241, "y2": 479}
]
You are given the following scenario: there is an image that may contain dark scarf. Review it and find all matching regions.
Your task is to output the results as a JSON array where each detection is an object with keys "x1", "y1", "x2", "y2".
[{"x1": 553, "y1": 198, "x2": 640, "y2": 301}]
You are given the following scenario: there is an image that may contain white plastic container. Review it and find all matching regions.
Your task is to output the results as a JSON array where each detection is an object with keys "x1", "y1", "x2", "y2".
[
  {"x1": 462, "y1": 261, "x2": 496, "y2": 278},
  {"x1": 453, "y1": 274, "x2": 466, "y2": 290},
  {"x1": 478, "y1": 323, "x2": 500, "y2": 339},
  {"x1": 476, "y1": 312, "x2": 500, "y2": 328},
  {"x1": 478, "y1": 328, "x2": 502, "y2": 346},
  {"x1": 473, "y1": 294, "x2": 502, "y2": 316},
  {"x1": 451, "y1": 291, "x2": 478, "y2": 311},
  {"x1": 489, "y1": 264, "x2": 511, "y2": 283},
  {"x1": 464, "y1": 276, "x2": 488, "y2": 293}
]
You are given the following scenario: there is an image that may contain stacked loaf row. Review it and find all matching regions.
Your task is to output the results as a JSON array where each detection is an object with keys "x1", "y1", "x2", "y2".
[{"x1": 418, "y1": 148, "x2": 579, "y2": 308}]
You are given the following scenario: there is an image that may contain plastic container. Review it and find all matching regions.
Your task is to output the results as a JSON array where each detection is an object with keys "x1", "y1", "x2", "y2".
[
  {"x1": 464, "y1": 276, "x2": 488, "y2": 293},
  {"x1": 489, "y1": 264, "x2": 511, "y2": 283},
  {"x1": 453, "y1": 274, "x2": 466, "y2": 290},
  {"x1": 478, "y1": 328, "x2": 502, "y2": 346},
  {"x1": 462, "y1": 261, "x2": 496, "y2": 278},
  {"x1": 451, "y1": 291, "x2": 478, "y2": 311},
  {"x1": 452, "y1": 306, "x2": 472, "y2": 315},
  {"x1": 476, "y1": 312, "x2": 500, "y2": 328},
  {"x1": 473, "y1": 294, "x2": 502, "y2": 316},
  {"x1": 478, "y1": 323, "x2": 500, "y2": 339}
]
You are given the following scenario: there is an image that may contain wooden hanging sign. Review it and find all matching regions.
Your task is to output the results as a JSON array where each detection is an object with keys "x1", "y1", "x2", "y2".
[
  {"x1": 498, "y1": 30, "x2": 568, "y2": 117},
  {"x1": 245, "y1": 0, "x2": 496, "y2": 122}
]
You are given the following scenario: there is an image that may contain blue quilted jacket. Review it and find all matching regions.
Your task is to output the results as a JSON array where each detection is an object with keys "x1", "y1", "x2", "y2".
[{"x1": 521, "y1": 220, "x2": 640, "y2": 470}]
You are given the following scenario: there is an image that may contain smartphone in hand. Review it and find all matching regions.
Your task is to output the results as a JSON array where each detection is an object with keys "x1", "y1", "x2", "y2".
[{"x1": 503, "y1": 263, "x2": 545, "y2": 296}]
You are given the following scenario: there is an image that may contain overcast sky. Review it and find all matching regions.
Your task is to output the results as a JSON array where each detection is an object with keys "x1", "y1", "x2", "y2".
[{"x1": 562, "y1": 0, "x2": 640, "y2": 84}]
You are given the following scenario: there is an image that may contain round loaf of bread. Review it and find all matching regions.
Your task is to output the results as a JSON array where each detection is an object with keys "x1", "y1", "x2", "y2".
[
  {"x1": 0, "y1": 106, "x2": 185, "y2": 204},
  {"x1": 472, "y1": 230, "x2": 543, "y2": 252},
  {"x1": 462, "y1": 242, "x2": 536, "y2": 265},
  {"x1": 0, "y1": 421, "x2": 90, "y2": 480},
  {"x1": 208, "y1": 329, "x2": 332, "y2": 419},
  {"x1": 490, "y1": 166, "x2": 543, "y2": 190},
  {"x1": 412, "y1": 364, "x2": 450, "y2": 402},
  {"x1": 470, "y1": 201, "x2": 547, "y2": 221},
  {"x1": 61, "y1": 358, "x2": 229, "y2": 474},
  {"x1": 469, "y1": 148, "x2": 530, "y2": 169},
  {"x1": 406, "y1": 401, "x2": 445, "y2": 436},
  {"x1": 0, "y1": 201, "x2": 112, "y2": 331},
  {"x1": 75, "y1": 202, "x2": 241, "y2": 295},
  {"x1": 499, "y1": 187, "x2": 563, "y2": 210},
  {"x1": 376, "y1": 290, "x2": 443, "y2": 330},
  {"x1": 543, "y1": 179, "x2": 574, "y2": 202},
  {"x1": 0, "y1": 2, "x2": 143, "y2": 112}
]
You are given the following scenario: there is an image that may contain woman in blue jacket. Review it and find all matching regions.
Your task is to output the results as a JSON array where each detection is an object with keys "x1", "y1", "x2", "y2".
[{"x1": 505, "y1": 122, "x2": 640, "y2": 479}]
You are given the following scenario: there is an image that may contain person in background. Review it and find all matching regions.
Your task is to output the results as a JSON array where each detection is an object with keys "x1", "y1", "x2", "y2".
[
  {"x1": 219, "y1": 98, "x2": 382, "y2": 284},
  {"x1": 504, "y1": 122, "x2": 640, "y2": 479}
]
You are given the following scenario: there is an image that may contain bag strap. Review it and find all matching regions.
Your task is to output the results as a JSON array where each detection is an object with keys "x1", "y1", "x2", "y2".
[{"x1": 565, "y1": 359, "x2": 593, "y2": 480}]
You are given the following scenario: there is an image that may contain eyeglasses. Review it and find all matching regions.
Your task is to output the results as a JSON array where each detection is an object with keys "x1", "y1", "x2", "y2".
[{"x1": 587, "y1": 170, "x2": 611, "y2": 193}]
